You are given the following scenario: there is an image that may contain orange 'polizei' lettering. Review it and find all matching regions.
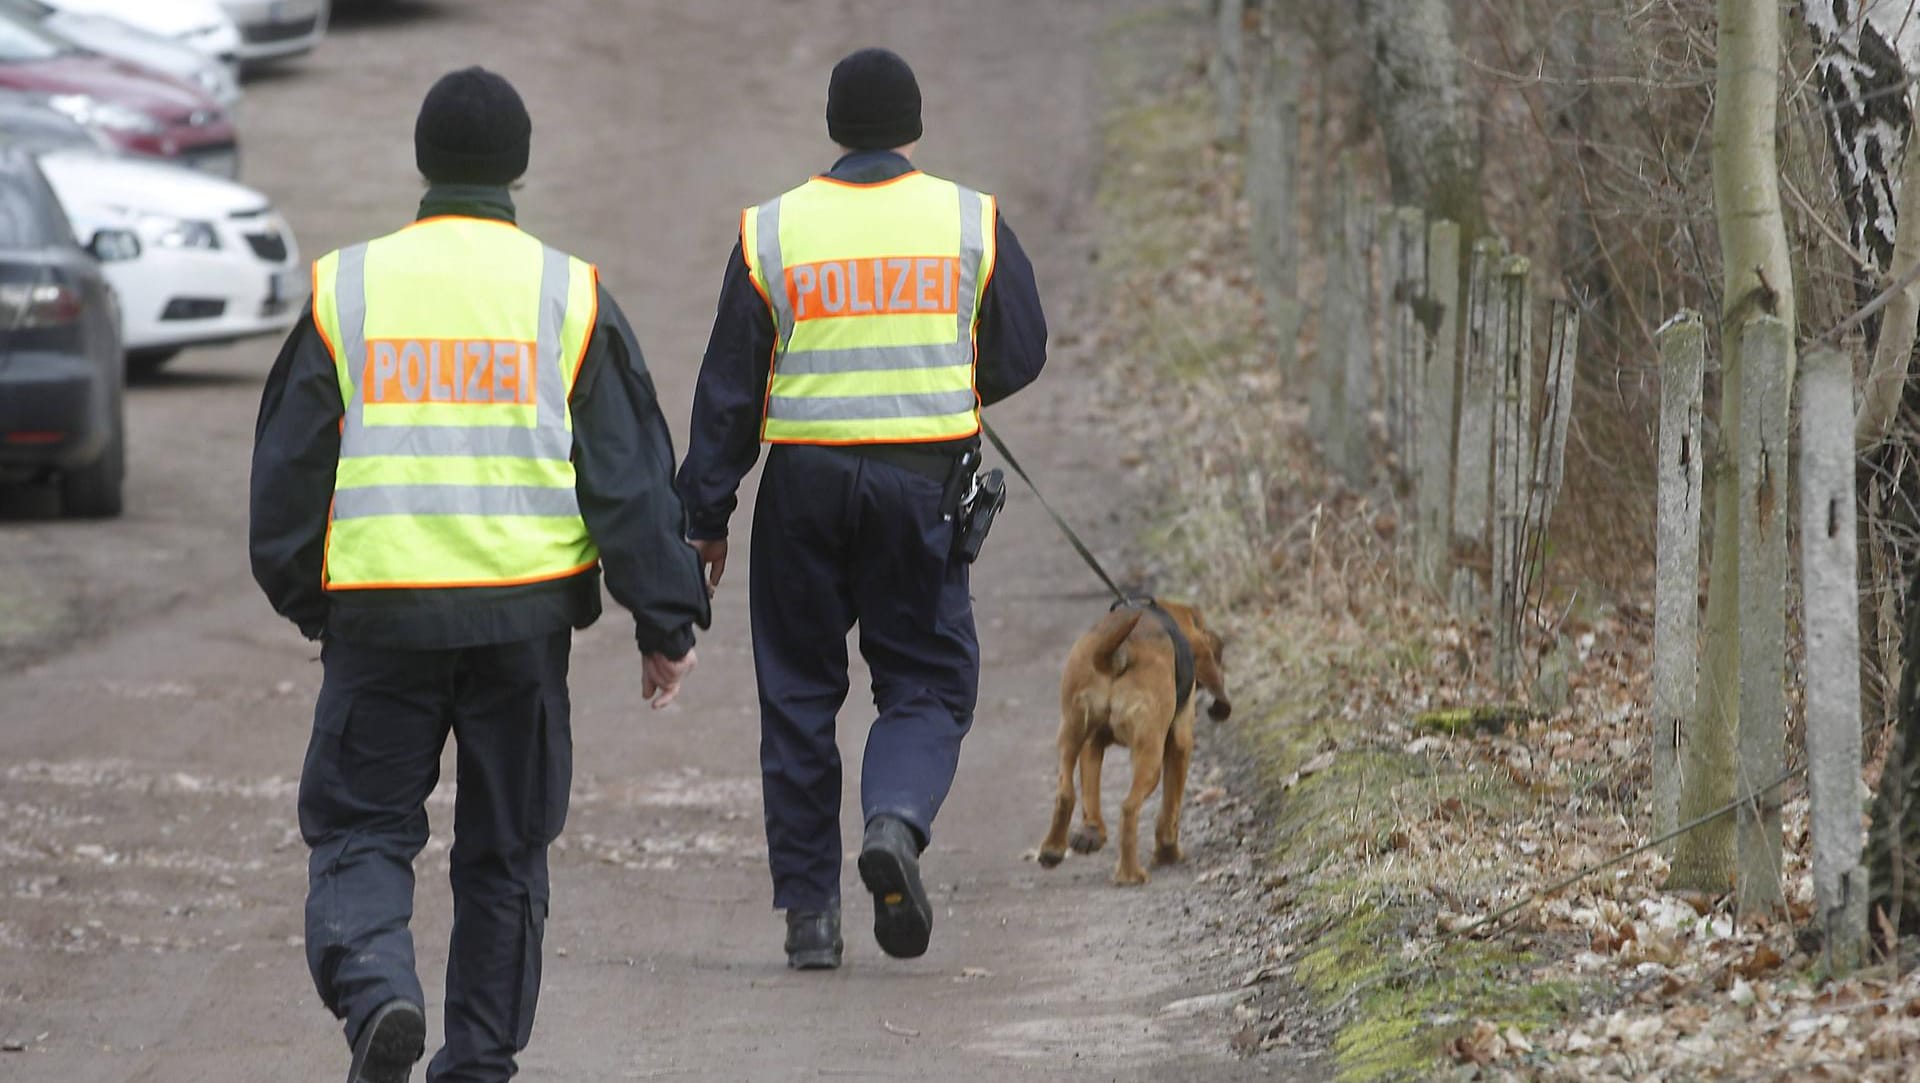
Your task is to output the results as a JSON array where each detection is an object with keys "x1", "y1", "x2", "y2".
[
  {"x1": 364, "y1": 339, "x2": 536, "y2": 405},
  {"x1": 786, "y1": 256, "x2": 962, "y2": 322}
]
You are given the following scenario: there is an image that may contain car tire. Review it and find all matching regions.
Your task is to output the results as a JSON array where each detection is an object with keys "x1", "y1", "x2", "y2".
[
  {"x1": 61, "y1": 405, "x2": 125, "y2": 520},
  {"x1": 127, "y1": 349, "x2": 181, "y2": 380}
]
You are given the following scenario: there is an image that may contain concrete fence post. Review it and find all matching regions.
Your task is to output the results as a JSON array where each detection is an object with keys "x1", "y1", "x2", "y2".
[
  {"x1": 1799, "y1": 343, "x2": 1869, "y2": 971},
  {"x1": 1381, "y1": 209, "x2": 1407, "y2": 486},
  {"x1": 1246, "y1": 29, "x2": 1302, "y2": 364},
  {"x1": 1313, "y1": 161, "x2": 1354, "y2": 463},
  {"x1": 1416, "y1": 219, "x2": 1461, "y2": 589},
  {"x1": 1338, "y1": 187, "x2": 1376, "y2": 489},
  {"x1": 1209, "y1": 0, "x2": 1245, "y2": 143},
  {"x1": 1393, "y1": 207, "x2": 1427, "y2": 487},
  {"x1": 1653, "y1": 311, "x2": 1705, "y2": 844},
  {"x1": 1491, "y1": 256, "x2": 1532, "y2": 688},
  {"x1": 1451, "y1": 237, "x2": 1503, "y2": 613},
  {"x1": 1736, "y1": 314, "x2": 1790, "y2": 918}
]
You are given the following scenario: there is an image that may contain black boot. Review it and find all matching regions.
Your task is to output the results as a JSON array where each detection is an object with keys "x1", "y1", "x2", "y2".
[
  {"x1": 784, "y1": 908, "x2": 843, "y2": 970},
  {"x1": 858, "y1": 815, "x2": 932, "y2": 959},
  {"x1": 346, "y1": 998, "x2": 425, "y2": 1083}
]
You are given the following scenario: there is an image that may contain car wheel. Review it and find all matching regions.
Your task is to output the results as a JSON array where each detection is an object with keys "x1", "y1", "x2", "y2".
[
  {"x1": 127, "y1": 349, "x2": 182, "y2": 380},
  {"x1": 61, "y1": 405, "x2": 125, "y2": 520}
]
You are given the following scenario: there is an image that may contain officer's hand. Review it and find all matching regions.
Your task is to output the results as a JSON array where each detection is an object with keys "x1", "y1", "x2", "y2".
[
  {"x1": 693, "y1": 539, "x2": 728, "y2": 594},
  {"x1": 642, "y1": 649, "x2": 697, "y2": 710}
]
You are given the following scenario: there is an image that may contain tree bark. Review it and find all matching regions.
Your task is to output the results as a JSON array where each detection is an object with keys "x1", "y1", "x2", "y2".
[
  {"x1": 1669, "y1": 0, "x2": 1798, "y2": 894},
  {"x1": 1353, "y1": 0, "x2": 1483, "y2": 238}
]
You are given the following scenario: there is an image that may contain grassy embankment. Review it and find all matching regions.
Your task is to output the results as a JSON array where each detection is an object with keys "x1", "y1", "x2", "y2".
[{"x1": 1088, "y1": 9, "x2": 1603, "y2": 1080}]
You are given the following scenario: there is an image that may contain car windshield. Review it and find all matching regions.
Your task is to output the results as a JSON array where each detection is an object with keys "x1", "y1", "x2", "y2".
[
  {"x1": 0, "y1": 12, "x2": 66, "y2": 63},
  {"x1": 0, "y1": 172, "x2": 51, "y2": 248}
]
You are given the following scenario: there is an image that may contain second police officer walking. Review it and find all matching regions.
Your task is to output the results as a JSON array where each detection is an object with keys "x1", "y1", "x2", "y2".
[{"x1": 677, "y1": 47, "x2": 1049, "y2": 969}]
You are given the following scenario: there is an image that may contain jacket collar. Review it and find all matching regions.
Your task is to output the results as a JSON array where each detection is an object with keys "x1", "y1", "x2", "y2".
[
  {"x1": 824, "y1": 149, "x2": 915, "y2": 185},
  {"x1": 416, "y1": 183, "x2": 516, "y2": 224}
]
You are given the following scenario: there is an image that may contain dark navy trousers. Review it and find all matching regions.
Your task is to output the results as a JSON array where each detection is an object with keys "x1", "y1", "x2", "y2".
[
  {"x1": 297, "y1": 632, "x2": 572, "y2": 1083},
  {"x1": 750, "y1": 444, "x2": 980, "y2": 912}
]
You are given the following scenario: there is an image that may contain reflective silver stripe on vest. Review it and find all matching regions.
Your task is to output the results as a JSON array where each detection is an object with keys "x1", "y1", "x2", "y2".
[
  {"x1": 331, "y1": 484, "x2": 584, "y2": 521},
  {"x1": 335, "y1": 242, "x2": 370, "y2": 448},
  {"x1": 771, "y1": 342, "x2": 968, "y2": 376},
  {"x1": 953, "y1": 184, "x2": 985, "y2": 341},
  {"x1": 536, "y1": 246, "x2": 571, "y2": 447},
  {"x1": 334, "y1": 241, "x2": 576, "y2": 464},
  {"x1": 756, "y1": 196, "x2": 793, "y2": 350},
  {"x1": 766, "y1": 389, "x2": 981, "y2": 423},
  {"x1": 760, "y1": 184, "x2": 988, "y2": 423}
]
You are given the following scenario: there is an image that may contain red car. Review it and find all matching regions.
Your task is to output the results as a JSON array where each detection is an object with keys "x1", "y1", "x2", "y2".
[{"x1": 0, "y1": 11, "x2": 237, "y2": 177}]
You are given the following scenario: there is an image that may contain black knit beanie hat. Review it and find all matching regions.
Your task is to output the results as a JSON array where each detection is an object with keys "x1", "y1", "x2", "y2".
[
  {"x1": 827, "y1": 48, "x2": 922, "y2": 150},
  {"x1": 415, "y1": 67, "x2": 531, "y2": 186}
]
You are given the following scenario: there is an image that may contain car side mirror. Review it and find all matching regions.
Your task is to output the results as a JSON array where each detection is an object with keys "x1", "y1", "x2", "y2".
[{"x1": 87, "y1": 228, "x2": 141, "y2": 264}]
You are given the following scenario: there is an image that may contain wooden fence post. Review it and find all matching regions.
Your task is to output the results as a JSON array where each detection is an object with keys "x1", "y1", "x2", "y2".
[
  {"x1": 1246, "y1": 29, "x2": 1302, "y2": 363},
  {"x1": 1416, "y1": 219, "x2": 1461, "y2": 589},
  {"x1": 1451, "y1": 237, "x2": 1503, "y2": 612},
  {"x1": 1209, "y1": 0, "x2": 1245, "y2": 143},
  {"x1": 1800, "y1": 343, "x2": 1869, "y2": 971},
  {"x1": 1736, "y1": 315, "x2": 1790, "y2": 918},
  {"x1": 1654, "y1": 311, "x2": 1705, "y2": 844},
  {"x1": 1520, "y1": 301, "x2": 1579, "y2": 616},
  {"x1": 1491, "y1": 256, "x2": 1533, "y2": 687},
  {"x1": 1338, "y1": 188, "x2": 1376, "y2": 488}
]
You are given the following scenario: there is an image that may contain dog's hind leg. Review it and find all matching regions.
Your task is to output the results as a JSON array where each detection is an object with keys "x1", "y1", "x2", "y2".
[
  {"x1": 1037, "y1": 728, "x2": 1082, "y2": 868},
  {"x1": 1113, "y1": 740, "x2": 1164, "y2": 886},
  {"x1": 1069, "y1": 736, "x2": 1109, "y2": 854},
  {"x1": 1154, "y1": 709, "x2": 1196, "y2": 866}
]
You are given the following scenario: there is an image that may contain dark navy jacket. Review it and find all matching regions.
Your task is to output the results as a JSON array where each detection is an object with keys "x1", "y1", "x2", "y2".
[
  {"x1": 249, "y1": 185, "x2": 710, "y2": 658},
  {"x1": 675, "y1": 150, "x2": 1049, "y2": 541}
]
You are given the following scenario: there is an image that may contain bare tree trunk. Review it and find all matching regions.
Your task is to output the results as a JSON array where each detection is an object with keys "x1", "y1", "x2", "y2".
[
  {"x1": 1353, "y1": 0, "x2": 1483, "y2": 238},
  {"x1": 1669, "y1": 0, "x2": 1798, "y2": 894}
]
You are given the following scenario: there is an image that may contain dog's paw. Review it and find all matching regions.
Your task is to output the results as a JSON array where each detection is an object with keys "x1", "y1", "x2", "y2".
[
  {"x1": 1112, "y1": 866, "x2": 1150, "y2": 887},
  {"x1": 1153, "y1": 843, "x2": 1184, "y2": 866},
  {"x1": 1068, "y1": 826, "x2": 1107, "y2": 854},
  {"x1": 1037, "y1": 848, "x2": 1066, "y2": 869}
]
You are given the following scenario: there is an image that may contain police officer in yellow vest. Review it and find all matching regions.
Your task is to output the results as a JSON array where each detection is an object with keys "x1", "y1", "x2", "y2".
[
  {"x1": 249, "y1": 69, "x2": 710, "y2": 1083},
  {"x1": 677, "y1": 48, "x2": 1048, "y2": 970}
]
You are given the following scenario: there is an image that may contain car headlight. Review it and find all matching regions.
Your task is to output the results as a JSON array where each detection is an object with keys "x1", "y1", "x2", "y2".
[
  {"x1": 193, "y1": 66, "x2": 237, "y2": 102},
  {"x1": 46, "y1": 94, "x2": 165, "y2": 137},
  {"x1": 136, "y1": 215, "x2": 221, "y2": 251}
]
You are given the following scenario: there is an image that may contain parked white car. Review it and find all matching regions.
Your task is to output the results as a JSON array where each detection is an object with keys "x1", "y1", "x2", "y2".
[
  {"x1": 31, "y1": 0, "x2": 240, "y2": 74},
  {"x1": 2, "y1": 98, "x2": 300, "y2": 372},
  {"x1": 2, "y1": 0, "x2": 239, "y2": 108},
  {"x1": 218, "y1": 0, "x2": 327, "y2": 65}
]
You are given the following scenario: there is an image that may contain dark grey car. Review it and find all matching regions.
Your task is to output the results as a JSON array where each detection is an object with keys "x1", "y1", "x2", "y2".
[{"x1": 0, "y1": 145, "x2": 132, "y2": 516}]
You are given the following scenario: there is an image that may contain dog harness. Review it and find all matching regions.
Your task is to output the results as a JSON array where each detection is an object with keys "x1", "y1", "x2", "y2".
[{"x1": 1114, "y1": 598, "x2": 1196, "y2": 715}]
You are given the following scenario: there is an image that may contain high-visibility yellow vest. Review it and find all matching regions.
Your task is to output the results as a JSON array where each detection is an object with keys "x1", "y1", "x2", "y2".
[
  {"x1": 742, "y1": 171, "x2": 998, "y2": 445},
  {"x1": 310, "y1": 216, "x2": 601, "y2": 591}
]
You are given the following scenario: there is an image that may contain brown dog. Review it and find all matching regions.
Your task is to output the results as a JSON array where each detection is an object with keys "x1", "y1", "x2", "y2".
[{"x1": 1036, "y1": 601, "x2": 1230, "y2": 885}]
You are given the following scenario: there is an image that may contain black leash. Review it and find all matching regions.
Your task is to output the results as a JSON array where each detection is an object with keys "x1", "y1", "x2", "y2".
[
  {"x1": 981, "y1": 419, "x2": 1130, "y2": 605},
  {"x1": 982, "y1": 419, "x2": 1199, "y2": 711}
]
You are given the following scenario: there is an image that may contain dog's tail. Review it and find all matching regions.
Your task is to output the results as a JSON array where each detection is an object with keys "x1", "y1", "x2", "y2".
[{"x1": 1089, "y1": 610, "x2": 1143, "y2": 678}]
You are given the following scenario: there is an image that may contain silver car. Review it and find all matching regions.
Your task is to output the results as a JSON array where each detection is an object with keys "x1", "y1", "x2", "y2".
[
  {"x1": 0, "y1": 0, "x2": 239, "y2": 106},
  {"x1": 218, "y1": 0, "x2": 327, "y2": 64}
]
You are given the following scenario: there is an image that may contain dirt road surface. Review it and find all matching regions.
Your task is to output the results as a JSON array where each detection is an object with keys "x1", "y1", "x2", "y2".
[{"x1": 0, "y1": 2, "x2": 1318, "y2": 1079}]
